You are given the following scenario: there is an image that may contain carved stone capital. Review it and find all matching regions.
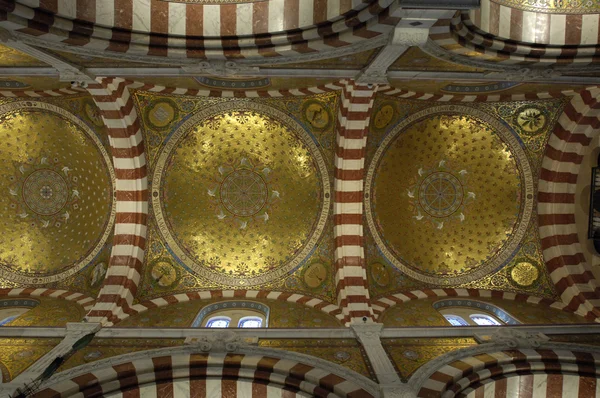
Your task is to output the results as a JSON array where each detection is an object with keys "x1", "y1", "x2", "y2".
[
  {"x1": 381, "y1": 382, "x2": 418, "y2": 398},
  {"x1": 0, "y1": 27, "x2": 14, "y2": 44},
  {"x1": 184, "y1": 331, "x2": 257, "y2": 353},
  {"x1": 391, "y1": 26, "x2": 430, "y2": 46},
  {"x1": 355, "y1": 68, "x2": 389, "y2": 85},
  {"x1": 65, "y1": 322, "x2": 102, "y2": 337},
  {"x1": 351, "y1": 323, "x2": 385, "y2": 342},
  {"x1": 475, "y1": 328, "x2": 549, "y2": 348}
]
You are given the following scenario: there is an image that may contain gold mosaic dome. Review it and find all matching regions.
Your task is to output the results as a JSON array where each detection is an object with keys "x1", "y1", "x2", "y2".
[
  {"x1": 0, "y1": 102, "x2": 114, "y2": 284},
  {"x1": 366, "y1": 106, "x2": 534, "y2": 285},
  {"x1": 153, "y1": 101, "x2": 329, "y2": 287}
]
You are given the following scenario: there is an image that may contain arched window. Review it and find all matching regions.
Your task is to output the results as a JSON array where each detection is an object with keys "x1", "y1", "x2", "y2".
[
  {"x1": 470, "y1": 314, "x2": 502, "y2": 326},
  {"x1": 443, "y1": 314, "x2": 469, "y2": 326},
  {"x1": 238, "y1": 316, "x2": 262, "y2": 328},
  {"x1": 192, "y1": 301, "x2": 269, "y2": 328},
  {"x1": 0, "y1": 299, "x2": 39, "y2": 327},
  {"x1": 206, "y1": 317, "x2": 231, "y2": 328},
  {"x1": 433, "y1": 299, "x2": 520, "y2": 326}
]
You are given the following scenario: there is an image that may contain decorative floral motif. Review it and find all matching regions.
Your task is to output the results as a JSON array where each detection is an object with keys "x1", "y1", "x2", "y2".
[
  {"x1": 8, "y1": 154, "x2": 79, "y2": 229},
  {"x1": 407, "y1": 160, "x2": 475, "y2": 230},
  {"x1": 514, "y1": 105, "x2": 547, "y2": 136},
  {"x1": 206, "y1": 156, "x2": 279, "y2": 232}
]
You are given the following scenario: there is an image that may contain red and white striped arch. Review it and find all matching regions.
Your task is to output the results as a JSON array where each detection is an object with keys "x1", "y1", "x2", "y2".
[
  {"x1": 426, "y1": 11, "x2": 600, "y2": 68},
  {"x1": 84, "y1": 78, "x2": 148, "y2": 326},
  {"x1": 538, "y1": 87, "x2": 600, "y2": 321},
  {"x1": 415, "y1": 347, "x2": 600, "y2": 398},
  {"x1": 0, "y1": 288, "x2": 95, "y2": 311},
  {"x1": 371, "y1": 288, "x2": 588, "y2": 321},
  {"x1": 0, "y1": 0, "x2": 401, "y2": 61},
  {"x1": 34, "y1": 350, "x2": 377, "y2": 398},
  {"x1": 470, "y1": 0, "x2": 600, "y2": 46},
  {"x1": 334, "y1": 80, "x2": 378, "y2": 325},
  {"x1": 118, "y1": 290, "x2": 344, "y2": 325}
]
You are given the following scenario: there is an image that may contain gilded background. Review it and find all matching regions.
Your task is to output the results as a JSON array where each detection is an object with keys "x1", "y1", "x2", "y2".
[
  {"x1": 365, "y1": 96, "x2": 565, "y2": 298},
  {"x1": 383, "y1": 338, "x2": 477, "y2": 381},
  {"x1": 134, "y1": 91, "x2": 337, "y2": 302},
  {"x1": 259, "y1": 339, "x2": 375, "y2": 381}
]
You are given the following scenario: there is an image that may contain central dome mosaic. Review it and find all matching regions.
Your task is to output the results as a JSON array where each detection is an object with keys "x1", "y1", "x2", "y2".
[
  {"x1": 153, "y1": 102, "x2": 329, "y2": 287},
  {"x1": 0, "y1": 101, "x2": 115, "y2": 284},
  {"x1": 366, "y1": 106, "x2": 534, "y2": 285}
]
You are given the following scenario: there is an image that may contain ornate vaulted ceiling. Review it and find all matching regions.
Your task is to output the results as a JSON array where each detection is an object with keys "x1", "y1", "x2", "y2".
[{"x1": 0, "y1": 0, "x2": 596, "y2": 329}]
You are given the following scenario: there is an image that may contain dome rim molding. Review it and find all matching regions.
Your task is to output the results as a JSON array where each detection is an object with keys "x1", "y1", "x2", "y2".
[
  {"x1": 152, "y1": 100, "x2": 331, "y2": 287},
  {"x1": 364, "y1": 104, "x2": 534, "y2": 285},
  {"x1": 0, "y1": 101, "x2": 116, "y2": 285}
]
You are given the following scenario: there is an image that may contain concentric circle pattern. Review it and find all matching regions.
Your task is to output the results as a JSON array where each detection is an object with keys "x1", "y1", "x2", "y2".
[
  {"x1": 366, "y1": 107, "x2": 533, "y2": 285},
  {"x1": 154, "y1": 102, "x2": 329, "y2": 287},
  {"x1": 23, "y1": 169, "x2": 69, "y2": 215},
  {"x1": 220, "y1": 170, "x2": 268, "y2": 217},
  {"x1": 0, "y1": 102, "x2": 114, "y2": 283},
  {"x1": 419, "y1": 172, "x2": 463, "y2": 218}
]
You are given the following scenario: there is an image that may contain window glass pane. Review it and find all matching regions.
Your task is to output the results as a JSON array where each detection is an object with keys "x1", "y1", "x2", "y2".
[
  {"x1": 206, "y1": 317, "x2": 230, "y2": 328},
  {"x1": 470, "y1": 314, "x2": 501, "y2": 326},
  {"x1": 0, "y1": 315, "x2": 17, "y2": 326},
  {"x1": 443, "y1": 315, "x2": 468, "y2": 326},
  {"x1": 238, "y1": 317, "x2": 262, "y2": 328}
]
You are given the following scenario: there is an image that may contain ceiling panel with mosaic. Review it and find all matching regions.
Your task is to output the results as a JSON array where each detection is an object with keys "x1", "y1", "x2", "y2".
[
  {"x1": 134, "y1": 91, "x2": 337, "y2": 302},
  {"x1": 0, "y1": 97, "x2": 115, "y2": 289},
  {"x1": 0, "y1": 88, "x2": 569, "y2": 307},
  {"x1": 365, "y1": 95, "x2": 565, "y2": 299}
]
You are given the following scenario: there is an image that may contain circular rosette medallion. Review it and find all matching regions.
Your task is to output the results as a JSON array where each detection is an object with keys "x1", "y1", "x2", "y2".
[
  {"x1": 365, "y1": 106, "x2": 533, "y2": 285},
  {"x1": 153, "y1": 101, "x2": 329, "y2": 287},
  {"x1": 23, "y1": 169, "x2": 69, "y2": 215},
  {"x1": 0, "y1": 102, "x2": 115, "y2": 284},
  {"x1": 418, "y1": 172, "x2": 464, "y2": 217},
  {"x1": 220, "y1": 170, "x2": 268, "y2": 217}
]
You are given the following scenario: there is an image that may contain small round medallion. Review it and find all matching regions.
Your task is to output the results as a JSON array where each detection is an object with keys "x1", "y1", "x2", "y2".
[
  {"x1": 511, "y1": 261, "x2": 539, "y2": 287},
  {"x1": 22, "y1": 169, "x2": 69, "y2": 216},
  {"x1": 147, "y1": 100, "x2": 176, "y2": 129},
  {"x1": 418, "y1": 172, "x2": 463, "y2": 218},
  {"x1": 371, "y1": 262, "x2": 390, "y2": 287},
  {"x1": 304, "y1": 262, "x2": 327, "y2": 289},
  {"x1": 374, "y1": 104, "x2": 395, "y2": 130},
  {"x1": 303, "y1": 101, "x2": 330, "y2": 130},
  {"x1": 150, "y1": 260, "x2": 178, "y2": 288},
  {"x1": 220, "y1": 170, "x2": 268, "y2": 217},
  {"x1": 515, "y1": 106, "x2": 547, "y2": 135}
]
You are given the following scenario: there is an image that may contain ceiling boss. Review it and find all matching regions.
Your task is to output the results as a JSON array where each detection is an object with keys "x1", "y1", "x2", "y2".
[{"x1": 153, "y1": 101, "x2": 329, "y2": 287}]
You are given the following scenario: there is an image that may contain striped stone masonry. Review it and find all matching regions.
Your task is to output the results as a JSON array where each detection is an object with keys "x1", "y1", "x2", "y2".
[
  {"x1": 470, "y1": 0, "x2": 600, "y2": 46},
  {"x1": 84, "y1": 78, "x2": 148, "y2": 326},
  {"x1": 120, "y1": 290, "x2": 344, "y2": 325},
  {"x1": 427, "y1": 11, "x2": 600, "y2": 68},
  {"x1": 539, "y1": 87, "x2": 600, "y2": 321},
  {"x1": 0, "y1": 0, "x2": 401, "y2": 61},
  {"x1": 33, "y1": 352, "x2": 375, "y2": 398},
  {"x1": 334, "y1": 80, "x2": 377, "y2": 325},
  {"x1": 0, "y1": 288, "x2": 95, "y2": 311},
  {"x1": 371, "y1": 289, "x2": 584, "y2": 320},
  {"x1": 417, "y1": 348, "x2": 600, "y2": 398}
]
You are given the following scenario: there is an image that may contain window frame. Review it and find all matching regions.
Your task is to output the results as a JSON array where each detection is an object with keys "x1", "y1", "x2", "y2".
[
  {"x1": 237, "y1": 316, "x2": 263, "y2": 328},
  {"x1": 470, "y1": 313, "x2": 502, "y2": 326},
  {"x1": 205, "y1": 316, "x2": 231, "y2": 328},
  {"x1": 443, "y1": 314, "x2": 469, "y2": 326}
]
